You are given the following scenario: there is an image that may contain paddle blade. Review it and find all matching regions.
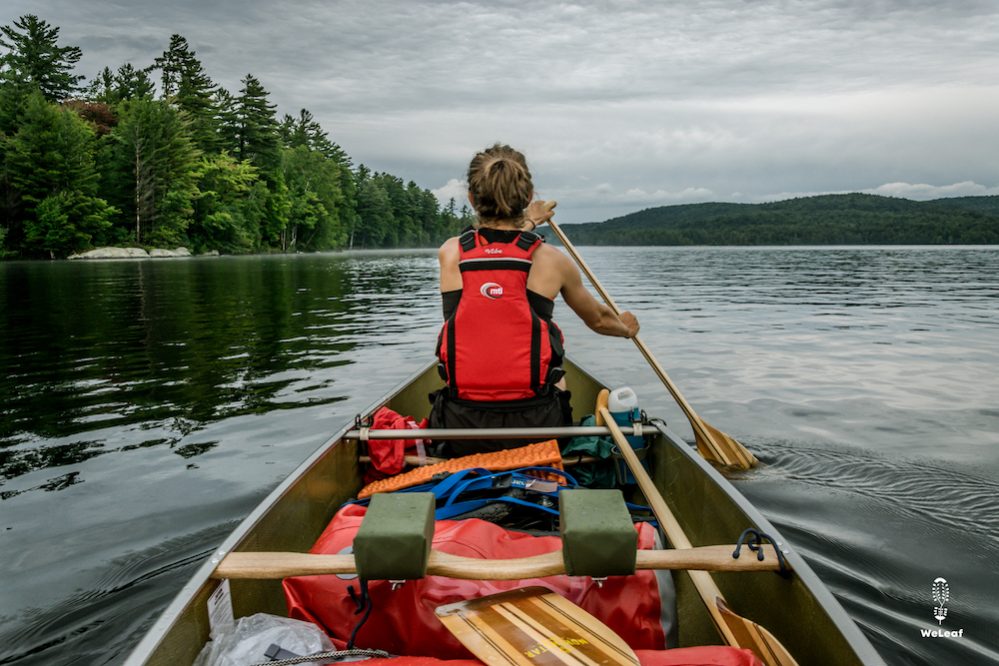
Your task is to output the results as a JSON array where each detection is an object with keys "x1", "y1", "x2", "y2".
[
  {"x1": 436, "y1": 586, "x2": 639, "y2": 666},
  {"x1": 695, "y1": 420, "x2": 757, "y2": 470},
  {"x1": 716, "y1": 598, "x2": 798, "y2": 666}
]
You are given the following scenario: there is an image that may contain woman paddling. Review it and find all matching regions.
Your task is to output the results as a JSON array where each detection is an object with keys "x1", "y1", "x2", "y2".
[{"x1": 431, "y1": 144, "x2": 640, "y2": 456}]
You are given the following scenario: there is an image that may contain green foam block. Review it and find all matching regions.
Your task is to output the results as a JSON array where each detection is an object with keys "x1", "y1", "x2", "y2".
[
  {"x1": 354, "y1": 492, "x2": 435, "y2": 580},
  {"x1": 559, "y1": 489, "x2": 637, "y2": 577}
]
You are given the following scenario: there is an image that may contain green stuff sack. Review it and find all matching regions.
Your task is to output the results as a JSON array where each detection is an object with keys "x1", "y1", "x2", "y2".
[
  {"x1": 561, "y1": 414, "x2": 617, "y2": 488},
  {"x1": 353, "y1": 492, "x2": 435, "y2": 580},
  {"x1": 559, "y1": 489, "x2": 637, "y2": 577}
]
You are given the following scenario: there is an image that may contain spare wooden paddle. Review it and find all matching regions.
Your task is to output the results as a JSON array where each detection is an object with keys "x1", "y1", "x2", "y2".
[
  {"x1": 436, "y1": 586, "x2": 639, "y2": 666},
  {"x1": 598, "y1": 406, "x2": 796, "y2": 666},
  {"x1": 546, "y1": 212, "x2": 756, "y2": 470}
]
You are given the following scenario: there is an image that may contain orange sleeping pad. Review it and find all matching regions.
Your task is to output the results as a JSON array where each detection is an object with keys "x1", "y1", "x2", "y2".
[{"x1": 358, "y1": 440, "x2": 563, "y2": 499}]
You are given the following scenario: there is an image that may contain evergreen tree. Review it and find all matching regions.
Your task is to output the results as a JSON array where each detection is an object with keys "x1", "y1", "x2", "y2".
[
  {"x1": 115, "y1": 63, "x2": 155, "y2": 102},
  {"x1": 280, "y1": 108, "x2": 351, "y2": 164},
  {"x1": 213, "y1": 87, "x2": 240, "y2": 154},
  {"x1": 261, "y1": 170, "x2": 291, "y2": 248},
  {"x1": 106, "y1": 98, "x2": 200, "y2": 245},
  {"x1": 152, "y1": 35, "x2": 218, "y2": 152},
  {"x1": 281, "y1": 145, "x2": 347, "y2": 251},
  {"x1": 85, "y1": 63, "x2": 153, "y2": 105},
  {"x1": 0, "y1": 16, "x2": 453, "y2": 256},
  {"x1": 86, "y1": 66, "x2": 116, "y2": 103},
  {"x1": 354, "y1": 170, "x2": 393, "y2": 248},
  {"x1": 235, "y1": 74, "x2": 279, "y2": 170},
  {"x1": 4, "y1": 91, "x2": 114, "y2": 256},
  {"x1": 278, "y1": 108, "x2": 358, "y2": 246},
  {"x1": 0, "y1": 14, "x2": 83, "y2": 101}
]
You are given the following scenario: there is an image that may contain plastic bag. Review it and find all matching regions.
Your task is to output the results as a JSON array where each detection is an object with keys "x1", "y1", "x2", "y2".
[{"x1": 193, "y1": 612, "x2": 334, "y2": 666}]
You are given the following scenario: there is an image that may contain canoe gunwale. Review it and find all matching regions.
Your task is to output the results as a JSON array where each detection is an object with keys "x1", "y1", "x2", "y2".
[
  {"x1": 122, "y1": 361, "x2": 439, "y2": 666},
  {"x1": 650, "y1": 418, "x2": 887, "y2": 665}
]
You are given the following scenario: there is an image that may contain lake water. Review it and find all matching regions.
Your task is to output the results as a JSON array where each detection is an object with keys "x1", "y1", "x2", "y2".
[{"x1": 1, "y1": 246, "x2": 997, "y2": 665}]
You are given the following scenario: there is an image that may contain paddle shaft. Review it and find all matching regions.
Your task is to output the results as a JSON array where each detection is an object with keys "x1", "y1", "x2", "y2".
[
  {"x1": 547, "y1": 219, "x2": 755, "y2": 469},
  {"x1": 599, "y1": 407, "x2": 796, "y2": 665},
  {"x1": 597, "y1": 407, "x2": 737, "y2": 643}
]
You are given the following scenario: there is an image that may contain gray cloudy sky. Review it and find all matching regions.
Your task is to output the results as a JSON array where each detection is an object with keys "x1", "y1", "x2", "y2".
[{"x1": 7, "y1": 0, "x2": 999, "y2": 222}]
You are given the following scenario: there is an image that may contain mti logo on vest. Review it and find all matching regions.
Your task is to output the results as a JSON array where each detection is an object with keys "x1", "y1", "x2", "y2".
[{"x1": 480, "y1": 283, "x2": 504, "y2": 299}]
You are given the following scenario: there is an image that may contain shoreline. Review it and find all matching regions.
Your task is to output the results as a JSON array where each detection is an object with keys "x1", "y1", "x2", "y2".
[
  {"x1": 67, "y1": 247, "x2": 208, "y2": 260},
  {"x1": 3, "y1": 243, "x2": 998, "y2": 263}
]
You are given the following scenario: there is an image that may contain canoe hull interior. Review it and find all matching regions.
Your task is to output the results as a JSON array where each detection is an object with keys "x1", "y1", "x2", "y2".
[{"x1": 125, "y1": 359, "x2": 883, "y2": 666}]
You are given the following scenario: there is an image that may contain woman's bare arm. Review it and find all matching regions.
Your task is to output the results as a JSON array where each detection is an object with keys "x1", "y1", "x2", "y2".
[{"x1": 557, "y1": 252, "x2": 639, "y2": 338}]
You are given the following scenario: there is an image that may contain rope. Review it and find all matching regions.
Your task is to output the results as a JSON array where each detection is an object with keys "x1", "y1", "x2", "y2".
[{"x1": 250, "y1": 648, "x2": 391, "y2": 666}]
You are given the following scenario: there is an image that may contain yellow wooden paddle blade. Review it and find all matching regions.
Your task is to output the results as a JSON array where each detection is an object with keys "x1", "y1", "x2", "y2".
[
  {"x1": 695, "y1": 420, "x2": 757, "y2": 470},
  {"x1": 716, "y1": 597, "x2": 798, "y2": 666},
  {"x1": 436, "y1": 586, "x2": 639, "y2": 666},
  {"x1": 593, "y1": 389, "x2": 610, "y2": 426}
]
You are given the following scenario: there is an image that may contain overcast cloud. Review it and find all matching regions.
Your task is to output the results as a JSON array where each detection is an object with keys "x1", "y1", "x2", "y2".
[{"x1": 5, "y1": 0, "x2": 999, "y2": 222}]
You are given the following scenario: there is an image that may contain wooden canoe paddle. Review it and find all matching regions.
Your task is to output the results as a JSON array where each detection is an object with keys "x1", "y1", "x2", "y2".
[
  {"x1": 545, "y1": 211, "x2": 757, "y2": 470},
  {"x1": 436, "y1": 586, "x2": 639, "y2": 666},
  {"x1": 597, "y1": 403, "x2": 797, "y2": 666}
]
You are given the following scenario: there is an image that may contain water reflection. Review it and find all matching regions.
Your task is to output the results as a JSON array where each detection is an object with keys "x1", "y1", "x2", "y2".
[
  {"x1": 0, "y1": 253, "x2": 441, "y2": 488},
  {"x1": 1, "y1": 246, "x2": 998, "y2": 666}
]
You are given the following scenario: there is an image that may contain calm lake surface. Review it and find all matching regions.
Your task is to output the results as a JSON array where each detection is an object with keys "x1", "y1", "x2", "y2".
[{"x1": 1, "y1": 246, "x2": 997, "y2": 665}]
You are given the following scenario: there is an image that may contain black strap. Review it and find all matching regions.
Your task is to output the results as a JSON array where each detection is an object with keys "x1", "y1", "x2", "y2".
[
  {"x1": 516, "y1": 230, "x2": 540, "y2": 250},
  {"x1": 345, "y1": 579, "x2": 373, "y2": 649},
  {"x1": 446, "y1": 316, "x2": 457, "y2": 397},
  {"x1": 459, "y1": 229, "x2": 477, "y2": 252},
  {"x1": 458, "y1": 259, "x2": 531, "y2": 272},
  {"x1": 530, "y1": 311, "x2": 541, "y2": 393}
]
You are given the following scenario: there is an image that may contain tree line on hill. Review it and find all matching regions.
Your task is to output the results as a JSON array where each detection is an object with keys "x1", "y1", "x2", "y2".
[
  {"x1": 557, "y1": 194, "x2": 999, "y2": 245},
  {"x1": 0, "y1": 14, "x2": 473, "y2": 259}
]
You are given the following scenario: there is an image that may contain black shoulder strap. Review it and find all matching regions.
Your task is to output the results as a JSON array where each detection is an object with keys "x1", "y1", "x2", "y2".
[
  {"x1": 459, "y1": 229, "x2": 477, "y2": 252},
  {"x1": 515, "y1": 230, "x2": 540, "y2": 250}
]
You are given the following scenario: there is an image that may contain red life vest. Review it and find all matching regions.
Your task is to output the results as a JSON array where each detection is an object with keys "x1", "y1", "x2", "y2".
[{"x1": 436, "y1": 229, "x2": 564, "y2": 401}]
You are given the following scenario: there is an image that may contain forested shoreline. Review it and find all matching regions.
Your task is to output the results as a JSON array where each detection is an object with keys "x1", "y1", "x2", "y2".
[
  {"x1": 0, "y1": 14, "x2": 473, "y2": 259},
  {"x1": 557, "y1": 193, "x2": 999, "y2": 245}
]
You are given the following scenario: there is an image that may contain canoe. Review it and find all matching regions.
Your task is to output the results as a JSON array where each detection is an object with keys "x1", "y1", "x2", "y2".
[{"x1": 123, "y1": 358, "x2": 885, "y2": 666}]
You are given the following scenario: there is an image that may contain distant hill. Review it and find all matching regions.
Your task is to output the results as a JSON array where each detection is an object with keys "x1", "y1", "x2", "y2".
[{"x1": 552, "y1": 194, "x2": 999, "y2": 245}]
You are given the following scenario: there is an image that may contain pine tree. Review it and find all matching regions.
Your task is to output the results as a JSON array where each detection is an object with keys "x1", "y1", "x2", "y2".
[
  {"x1": 115, "y1": 63, "x2": 155, "y2": 102},
  {"x1": 86, "y1": 66, "x2": 117, "y2": 103},
  {"x1": 106, "y1": 98, "x2": 200, "y2": 245},
  {"x1": 280, "y1": 108, "x2": 350, "y2": 164},
  {"x1": 152, "y1": 35, "x2": 218, "y2": 151},
  {"x1": 354, "y1": 169, "x2": 394, "y2": 248},
  {"x1": 5, "y1": 91, "x2": 114, "y2": 256},
  {"x1": 213, "y1": 87, "x2": 240, "y2": 154},
  {"x1": 235, "y1": 74, "x2": 279, "y2": 171},
  {"x1": 0, "y1": 14, "x2": 83, "y2": 101},
  {"x1": 85, "y1": 63, "x2": 153, "y2": 105}
]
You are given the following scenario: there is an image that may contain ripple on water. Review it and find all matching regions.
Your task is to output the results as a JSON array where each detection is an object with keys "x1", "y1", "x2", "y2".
[
  {"x1": 742, "y1": 439, "x2": 999, "y2": 665},
  {"x1": 1, "y1": 247, "x2": 997, "y2": 665}
]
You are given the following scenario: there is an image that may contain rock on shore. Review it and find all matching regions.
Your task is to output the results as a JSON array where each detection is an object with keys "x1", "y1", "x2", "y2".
[
  {"x1": 149, "y1": 247, "x2": 192, "y2": 258},
  {"x1": 69, "y1": 247, "x2": 193, "y2": 260}
]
